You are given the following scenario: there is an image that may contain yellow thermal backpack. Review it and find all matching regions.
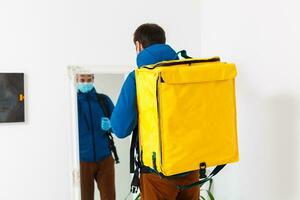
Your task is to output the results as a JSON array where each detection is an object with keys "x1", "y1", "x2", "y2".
[{"x1": 134, "y1": 56, "x2": 239, "y2": 180}]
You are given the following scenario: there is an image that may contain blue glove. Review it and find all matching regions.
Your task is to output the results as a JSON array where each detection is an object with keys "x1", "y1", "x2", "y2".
[{"x1": 101, "y1": 117, "x2": 112, "y2": 131}]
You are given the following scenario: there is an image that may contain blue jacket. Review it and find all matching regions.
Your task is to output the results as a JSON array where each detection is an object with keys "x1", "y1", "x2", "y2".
[
  {"x1": 77, "y1": 88, "x2": 114, "y2": 162},
  {"x1": 111, "y1": 44, "x2": 179, "y2": 138}
]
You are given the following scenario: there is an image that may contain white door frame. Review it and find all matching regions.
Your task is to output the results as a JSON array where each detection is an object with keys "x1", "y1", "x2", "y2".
[{"x1": 67, "y1": 65, "x2": 132, "y2": 200}]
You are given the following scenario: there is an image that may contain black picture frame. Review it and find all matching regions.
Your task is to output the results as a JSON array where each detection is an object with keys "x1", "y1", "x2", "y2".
[{"x1": 0, "y1": 73, "x2": 25, "y2": 123}]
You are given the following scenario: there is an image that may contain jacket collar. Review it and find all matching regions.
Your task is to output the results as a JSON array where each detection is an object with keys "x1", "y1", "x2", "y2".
[
  {"x1": 136, "y1": 44, "x2": 178, "y2": 68},
  {"x1": 77, "y1": 87, "x2": 97, "y2": 99}
]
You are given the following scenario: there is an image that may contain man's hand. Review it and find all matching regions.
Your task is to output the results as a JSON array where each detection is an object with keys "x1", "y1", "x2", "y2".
[{"x1": 101, "y1": 117, "x2": 112, "y2": 131}]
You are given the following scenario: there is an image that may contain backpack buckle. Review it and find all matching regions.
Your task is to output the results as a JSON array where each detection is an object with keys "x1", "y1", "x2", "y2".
[
  {"x1": 200, "y1": 162, "x2": 207, "y2": 179},
  {"x1": 131, "y1": 186, "x2": 138, "y2": 193}
]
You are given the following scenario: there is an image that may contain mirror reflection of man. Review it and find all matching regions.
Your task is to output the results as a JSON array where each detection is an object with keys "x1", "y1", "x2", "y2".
[{"x1": 76, "y1": 74, "x2": 116, "y2": 200}]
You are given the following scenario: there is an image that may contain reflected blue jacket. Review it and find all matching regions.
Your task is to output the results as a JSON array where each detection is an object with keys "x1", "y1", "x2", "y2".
[
  {"x1": 111, "y1": 44, "x2": 178, "y2": 138},
  {"x1": 78, "y1": 88, "x2": 114, "y2": 162}
]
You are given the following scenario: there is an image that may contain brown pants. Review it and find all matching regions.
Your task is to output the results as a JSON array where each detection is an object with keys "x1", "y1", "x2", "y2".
[
  {"x1": 140, "y1": 171, "x2": 200, "y2": 200},
  {"x1": 80, "y1": 156, "x2": 115, "y2": 200}
]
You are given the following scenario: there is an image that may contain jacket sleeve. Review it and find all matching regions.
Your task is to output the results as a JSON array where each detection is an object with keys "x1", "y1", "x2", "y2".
[{"x1": 110, "y1": 71, "x2": 137, "y2": 138}]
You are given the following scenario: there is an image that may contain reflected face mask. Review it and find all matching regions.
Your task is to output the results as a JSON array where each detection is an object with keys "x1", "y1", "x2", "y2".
[{"x1": 77, "y1": 83, "x2": 94, "y2": 93}]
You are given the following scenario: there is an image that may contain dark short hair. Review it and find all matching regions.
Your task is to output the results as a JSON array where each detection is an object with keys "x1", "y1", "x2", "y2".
[{"x1": 133, "y1": 23, "x2": 166, "y2": 48}]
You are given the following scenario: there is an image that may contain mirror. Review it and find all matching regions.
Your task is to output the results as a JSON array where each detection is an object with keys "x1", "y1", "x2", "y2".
[
  {"x1": 91, "y1": 73, "x2": 131, "y2": 199},
  {"x1": 68, "y1": 66, "x2": 132, "y2": 200}
]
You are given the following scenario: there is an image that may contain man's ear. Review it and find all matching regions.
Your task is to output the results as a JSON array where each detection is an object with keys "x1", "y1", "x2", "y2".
[{"x1": 135, "y1": 41, "x2": 144, "y2": 53}]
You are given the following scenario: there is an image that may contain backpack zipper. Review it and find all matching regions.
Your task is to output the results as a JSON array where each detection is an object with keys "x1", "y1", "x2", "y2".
[
  {"x1": 144, "y1": 57, "x2": 220, "y2": 69},
  {"x1": 156, "y1": 73, "x2": 163, "y2": 172}
]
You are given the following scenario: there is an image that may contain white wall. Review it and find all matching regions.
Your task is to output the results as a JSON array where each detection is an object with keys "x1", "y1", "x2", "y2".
[
  {"x1": 0, "y1": 0, "x2": 201, "y2": 199},
  {"x1": 199, "y1": 0, "x2": 300, "y2": 199}
]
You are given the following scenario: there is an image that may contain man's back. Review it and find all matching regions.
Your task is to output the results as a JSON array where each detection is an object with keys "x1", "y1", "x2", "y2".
[
  {"x1": 108, "y1": 23, "x2": 200, "y2": 200},
  {"x1": 111, "y1": 43, "x2": 178, "y2": 138}
]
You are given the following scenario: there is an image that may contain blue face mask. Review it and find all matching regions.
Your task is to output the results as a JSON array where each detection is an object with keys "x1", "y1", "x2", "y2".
[{"x1": 77, "y1": 83, "x2": 94, "y2": 93}]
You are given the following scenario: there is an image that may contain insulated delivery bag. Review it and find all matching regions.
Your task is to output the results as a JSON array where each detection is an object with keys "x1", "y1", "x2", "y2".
[{"x1": 135, "y1": 57, "x2": 239, "y2": 178}]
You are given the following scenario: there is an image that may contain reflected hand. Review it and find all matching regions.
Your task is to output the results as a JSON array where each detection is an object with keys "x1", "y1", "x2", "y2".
[{"x1": 101, "y1": 117, "x2": 111, "y2": 131}]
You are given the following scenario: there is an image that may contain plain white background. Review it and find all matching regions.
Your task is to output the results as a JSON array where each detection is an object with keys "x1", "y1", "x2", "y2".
[
  {"x1": 1, "y1": 0, "x2": 299, "y2": 199},
  {"x1": 200, "y1": 0, "x2": 300, "y2": 199}
]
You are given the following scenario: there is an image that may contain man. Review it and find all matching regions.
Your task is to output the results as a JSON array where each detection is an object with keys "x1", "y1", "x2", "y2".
[
  {"x1": 77, "y1": 74, "x2": 115, "y2": 200},
  {"x1": 102, "y1": 24, "x2": 200, "y2": 200}
]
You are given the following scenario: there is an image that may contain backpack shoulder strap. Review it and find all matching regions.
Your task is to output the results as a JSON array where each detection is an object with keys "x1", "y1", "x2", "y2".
[
  {"x1": 96, "y1": 93, "x2": 120, "y2": 164},
  {"x1": 130, "y1": 125, "x2": 141, "y2": 193},
  {"x1": 130, "y1": 126, "x2": 139, "y2": 173},
  {"x1": 96, "y1": 93, "x2": 110, "y2": 117}
]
